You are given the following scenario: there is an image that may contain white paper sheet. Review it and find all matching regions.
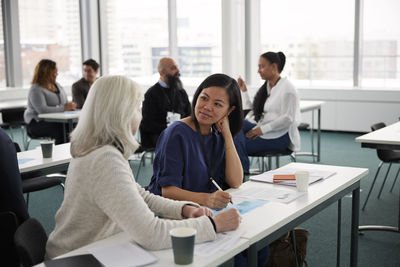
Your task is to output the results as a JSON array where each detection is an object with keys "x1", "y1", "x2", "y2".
[
  {"x1": 89, "y1": 242, "x2": 158, "y2": 267},
  {"x1": 231, "y1": 186, "x2": 305, "y2": 204},
  {"x1": 194, "y1": 228, "x2": 244, "y2": 256},
  {"x1": 249, "y1": 166, "x2": 336, "y2": 186}
]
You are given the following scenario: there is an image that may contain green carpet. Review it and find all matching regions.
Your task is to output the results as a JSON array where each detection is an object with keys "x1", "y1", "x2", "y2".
[{"x1": 7, "y1": 128, "x2": 400, "y2": 266}]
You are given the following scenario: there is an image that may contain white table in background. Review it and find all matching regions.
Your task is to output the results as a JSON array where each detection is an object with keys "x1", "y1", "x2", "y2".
[
  {"x1": 356, "y1": 121, "x2": 400, "y2": 233},
  {"x1": 356, "y1": 121, "x2": 400, "y2": 151},
  {"x1": 35, "y1": 232, "x2": 249, "y2": 267},
  {"x1": 17, "y1": 143, "x2": 71, "y2": 178},
  {"x1": 299, "y1": 100, "x2": 325, "y2": 162},
  {"x1": 39, "y1": 111, "x2": 80, "y2": 143},
  {"x1": 231, "y1": 162, "x2": 368, "y2": 267}
]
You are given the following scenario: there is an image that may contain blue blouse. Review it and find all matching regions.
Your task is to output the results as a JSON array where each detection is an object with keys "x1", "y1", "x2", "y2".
[{"x1": 148, "y1": 121, "x2": 228, "y2": 195}]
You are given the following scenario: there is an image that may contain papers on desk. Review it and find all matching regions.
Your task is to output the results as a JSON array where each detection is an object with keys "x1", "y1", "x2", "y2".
[
  {"x1": 212, "y1": 200, "x2": 267, "y2": 216},
  {"x1": 250, "y1": 166, "x2": 336, "y2": 186},
  {"x1": 18, "y1": 158, "x2": 34, "y2": 165},
  {"x1": 231, "y1": 187, "x2": 305, "y2": 204},
  {"x1": 194, "y1": 228, "x2": 244, "y2": 256},
  {"x1": 89, "y1": 242, "x2": 157, "y2": 267}
]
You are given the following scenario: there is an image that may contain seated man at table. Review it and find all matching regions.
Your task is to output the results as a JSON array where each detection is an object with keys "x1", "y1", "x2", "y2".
[
  {"x1": 139, "y1": 57, "x2": 191, "y2": 149},
  {"x1": 72, "y1": 59, "x2": 100, "y2": 109}
]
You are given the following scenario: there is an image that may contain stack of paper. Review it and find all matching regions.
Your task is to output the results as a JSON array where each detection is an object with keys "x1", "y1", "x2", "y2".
[
  {"x1": 231, "y1": 186, "x2": 305, "y2": 204},
  {"x1": 249, "y1": 166, "x2": 336, "y2": 186},
  {"x1": 89, "y1": 242, "x2": 157, "y2": 267},
  {"x1": 194, "y1": 228, "x2": 244, "y2": 256}
]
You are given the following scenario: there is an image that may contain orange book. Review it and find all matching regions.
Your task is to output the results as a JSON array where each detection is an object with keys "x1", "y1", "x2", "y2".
[{"x1": 273, "y1": 174, "x2": 296, "y2": 183}]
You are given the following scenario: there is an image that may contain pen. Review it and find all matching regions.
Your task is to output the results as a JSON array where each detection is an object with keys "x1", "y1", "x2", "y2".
[{"x1": 210, "y1": 177, "x2": 233, "y2": 204}]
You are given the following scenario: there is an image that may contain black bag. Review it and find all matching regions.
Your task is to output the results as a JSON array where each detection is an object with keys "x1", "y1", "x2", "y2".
[{"x1": 266, "y1": 228, "x2": 309, "y2": 267}]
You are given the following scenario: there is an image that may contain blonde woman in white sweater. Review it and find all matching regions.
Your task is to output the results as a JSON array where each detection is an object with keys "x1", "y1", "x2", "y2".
[{"x1": 46, "y1": 75, "x2": 240, "y2": 258}]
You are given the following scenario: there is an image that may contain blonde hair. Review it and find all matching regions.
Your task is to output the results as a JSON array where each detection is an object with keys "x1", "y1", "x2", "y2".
[{"x1": 70, "y1": 75, "x2": 143, "y2": 159}]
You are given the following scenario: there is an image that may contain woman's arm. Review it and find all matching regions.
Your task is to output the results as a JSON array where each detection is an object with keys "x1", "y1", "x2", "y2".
[
  {"x1": 162, "y1": 186, "x2": 232, "y2": 210},
  {"x1": 216, "y1": 115, "x2": 243, "y2": 188}
]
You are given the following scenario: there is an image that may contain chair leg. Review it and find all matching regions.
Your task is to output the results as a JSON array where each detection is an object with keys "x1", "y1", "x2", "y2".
[
  {"x1": 268, "y1": 157, "x2": 272, "y2": 171},
  {"x1": 377, "y1": 163, "x2": 392, "y2": 199},
  {"x1": 26, "y1": 193, "x2": 30, "y2": 209},
  {"x1": 59, "y1": 183, "x2": 65, "y2": 191},
  {"x1": 362, "y1": 161, "x2": 383, "y2": 211},
  {"x1": 389, "y1": 167, "x2": 400, "y2": 193},
  {"x1": 135, "y1": 152, "x2": 146, "y2": 183},
  {"x1": 290, "y1": 153, "x2": 296, "y2": 162},
  {"x1": 276, "y1": 156, "x2": 280, "y2": 168},
  {"x1": 261, "y1": 156, "x2": 265, "y2": 173}
]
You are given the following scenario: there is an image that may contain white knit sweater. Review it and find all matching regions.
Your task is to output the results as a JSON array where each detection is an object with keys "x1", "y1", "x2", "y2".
[{"x1": 46, "y1": 145, "x2": 216, "y2": 258}]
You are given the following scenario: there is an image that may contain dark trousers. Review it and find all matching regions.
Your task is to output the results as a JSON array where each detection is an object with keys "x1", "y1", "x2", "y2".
[
  {"x1": 27, "y1": 120, "x2": 65, "y2": 145},
  {"x1": 234, "y1": 120, "x2": 290, "y2": 173}
]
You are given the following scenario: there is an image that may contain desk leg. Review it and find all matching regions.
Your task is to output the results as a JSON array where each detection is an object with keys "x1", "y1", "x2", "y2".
[
  {"x1": 311, "y1": 110, "x2": 315, "y2": 163},
  {"x1": 317, "y1": 108, "x2": 321, "y2": 162},
  {"x1": 247, "y1": 245, "x2": 258, "y2": 267},
  {"x1": 337, "y1": 199, "x2": 342, "y2": 267},
  {"x1": 351, "y1": 187, "x2": 360, "y2": 267}
]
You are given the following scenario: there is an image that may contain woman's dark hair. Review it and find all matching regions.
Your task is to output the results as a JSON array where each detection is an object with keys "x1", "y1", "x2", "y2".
[
  {"x1": 261, "y1": 51, "x2": 286, "y2": 73},
  {"x1": 191, "y1": 73, "x2": 243, "y2": 137},
  {"x1": 252, "y1": 51, "x2": 286, "y2": 122}
]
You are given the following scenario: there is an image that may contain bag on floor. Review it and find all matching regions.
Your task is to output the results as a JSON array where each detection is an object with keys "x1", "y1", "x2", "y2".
[{"x1": 265, "y1": 228, "x2": 309, "y2": 267}]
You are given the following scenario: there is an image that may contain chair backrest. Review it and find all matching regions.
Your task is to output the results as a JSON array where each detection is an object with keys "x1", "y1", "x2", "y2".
[
  {"x1": 1, "y1": 108, "x2": 26, "y2": 125},
  {"x1": 371, "y1": 122, "x2": 386, "y2": 132},
  {"x1": 0, "y1": 211, "x2": 20, "y2": 267},
  {"x1": 370, "y1": 122, "x2": 393, "y2": 162},
  {"x1": 14, "y1": 218, "x2": 48, "y2": 267}
]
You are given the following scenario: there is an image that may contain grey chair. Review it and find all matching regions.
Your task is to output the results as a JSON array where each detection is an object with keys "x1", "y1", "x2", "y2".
[
  {"x1": 14, "y1": 142, "x2": 65, "y2": 208},
  {"x1": 14, "y1": 217, "x2": 47, "y2": 267},
  {"x1": 362, "y1": 122, "x2": 400, "y2": 211},
  {"x1": 249, "y1": 149, "x2": 296, "y2": 173},
  {"x1": 0, "y1": 211, "x2": 20, "y2": 267}
]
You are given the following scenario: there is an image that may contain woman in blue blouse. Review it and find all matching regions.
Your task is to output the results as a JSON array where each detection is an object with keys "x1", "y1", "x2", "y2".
[{"x1": 148, "y1": 73, "x2": 244, "y2": 210}]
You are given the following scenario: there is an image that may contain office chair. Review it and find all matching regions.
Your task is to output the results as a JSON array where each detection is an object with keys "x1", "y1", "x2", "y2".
[
  {"x1": 249, "y1": 149, "x2": 296, "y2": 173},
  {"x1": 362, "y1": 122, "x2": 400, "y2": 211},
  {"x1": 0, "y1": 211, "x2": 20, "y2": 267},
  {"x1": 14, "y1": 217, "x2": 47, "y2": 267},
  {"x1": 14, "y1": 143, "x2": 65, "y2": 208}
]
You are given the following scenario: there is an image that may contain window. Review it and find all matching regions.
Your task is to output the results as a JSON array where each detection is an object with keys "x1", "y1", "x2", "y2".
[
  {"x1": 0, "y1": 4, "x2": 6, "y2": 88},
  {"x1": 260, "y1": 0, "x2": 354, "y2": 87},
  {"x1": 104, "y1": 0, "x2": 168, "y2": 85},
  {"x1": 19, "y1": 0, "x2": 82, "y2": 86},
  {"x1": 177, "y1": 0, "x2": 222, "y2": 89},
  {"x1": 362, "y1": 0, "x2": 400, "y2": 88}
]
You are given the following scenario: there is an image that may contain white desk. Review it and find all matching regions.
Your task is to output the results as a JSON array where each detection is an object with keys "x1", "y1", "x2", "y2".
[
  {"x1": 232, "y1": 162, "x2": 368, "y2": 267},
  {"x1": 17, "y1": 143, "x2": 71, "y2": 177},
  {"x1": 299, "y1": 100, "x2": 325, "y2": 162},
  {"x1": 355, "y1": 121, "x2": 400, "y2": 151},
  {"x1": 39, "y1": 111, "x2": 80, "y2": 143},
  {"x1": 0, "y1": 100, "x2": 27, "y2": 111},
  {"x1": 35, "y1": 162, "x2": 367, "y2": 267},
  {"x1": 35, "y1": 232, "x2": 249, "y2": 267},
  {"x1": 355, "y1": 122, "x2": 400, "y2": 233}
]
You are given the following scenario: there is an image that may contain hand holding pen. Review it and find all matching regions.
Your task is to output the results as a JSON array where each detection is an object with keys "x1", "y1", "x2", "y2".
[{"x1": 210, "y1": 178, "x2": 233, "y2": 206}]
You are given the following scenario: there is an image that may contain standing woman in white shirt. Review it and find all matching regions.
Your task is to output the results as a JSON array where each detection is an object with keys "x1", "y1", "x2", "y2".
[{"x1": 235, "y1": 52, "x2": 300, "y2": 173}]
